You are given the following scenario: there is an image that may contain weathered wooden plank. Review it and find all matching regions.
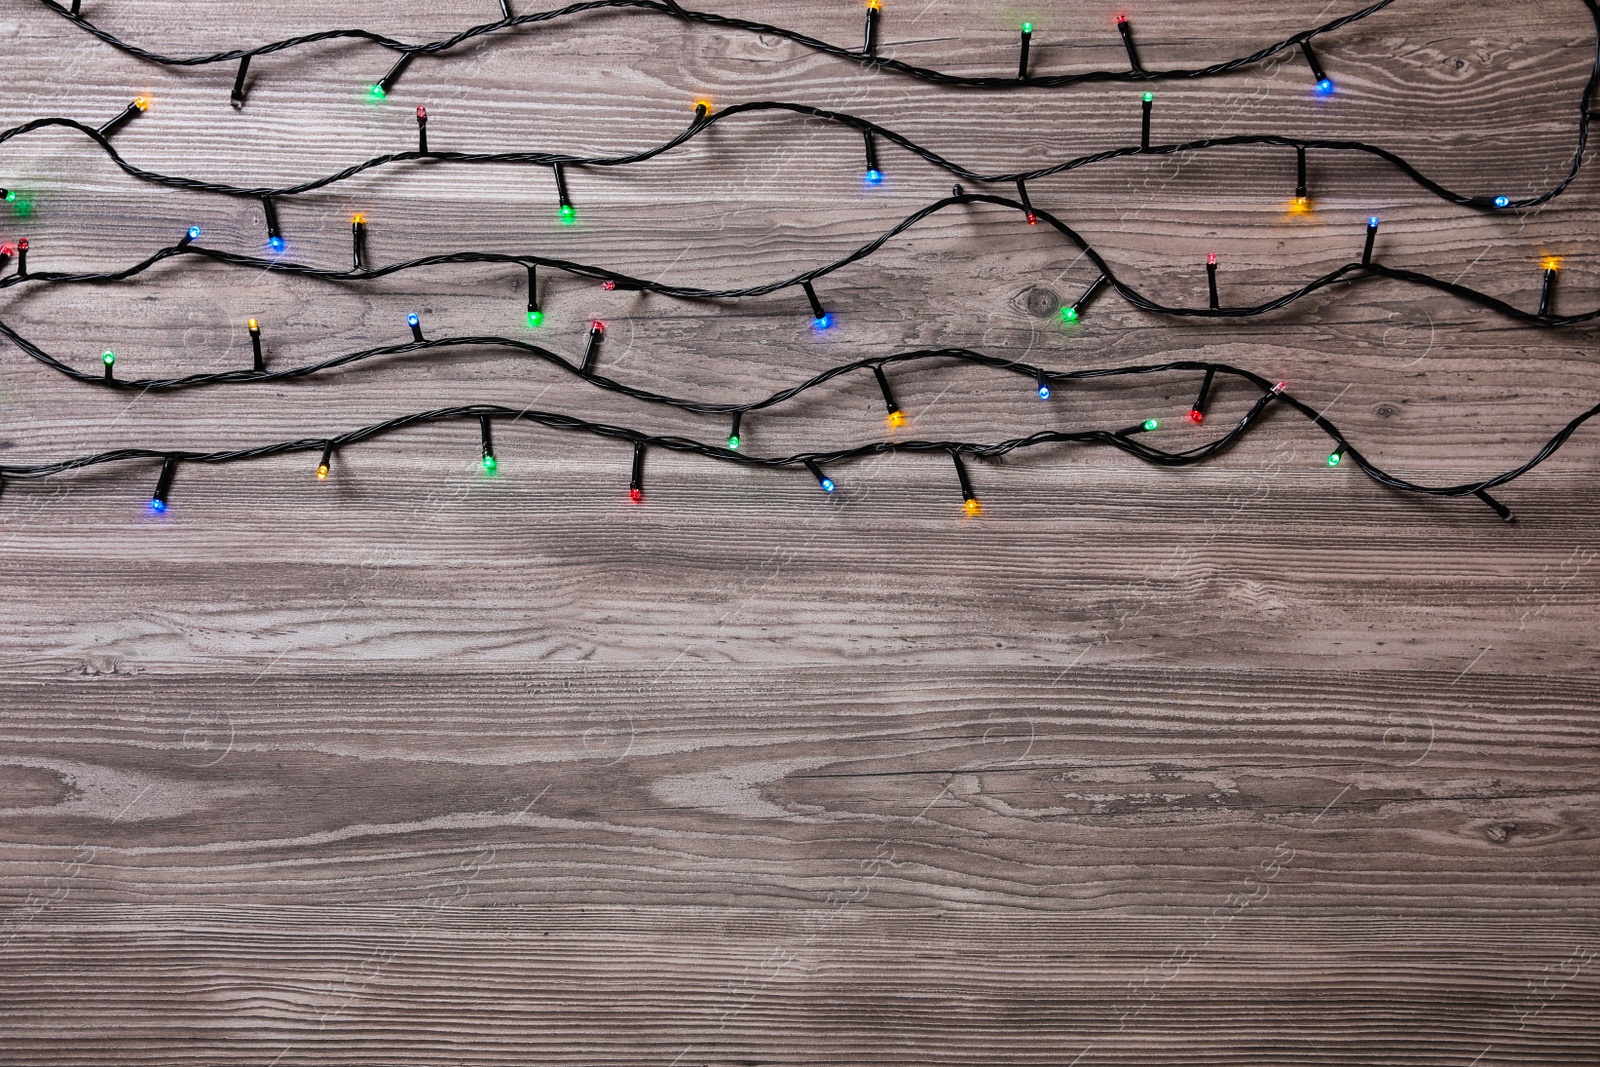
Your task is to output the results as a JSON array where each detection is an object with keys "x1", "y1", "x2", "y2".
[{"x1": 0, "y1": 0, "x2": 1597, "y2": 1061}]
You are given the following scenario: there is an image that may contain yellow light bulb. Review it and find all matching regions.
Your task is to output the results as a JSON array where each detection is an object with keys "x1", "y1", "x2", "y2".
[
  {"x1": 1288, "y1": 196, "x2": 1310, "y2": 215},
  {"x1": 695, "y1": 99, "x2": 713, "y2": 114},
  {"x1": 867, "y1": 0, "x2": 881, "y2": 9},
  {"x1": 964, "y1": 498, "x2": 982, "y2": 517},
  {"x1": 247, "y1": 317, "x2": 258, "y2": 330},
  {"x1": 316, "y1": 464, "x2": 329, "y2": 480},
  {"x1": 887, "y1": 410, "x2": 906, "y2": 428},
  {"x1": 352, "y1": 212, "x2": 366, "y2": 224},
  {"x1": 1543, "y1": 256, "x2": 1561, "y2": 271},
  {"x1": 133, "y1": 97, "x2": 149, "y2": 111}
]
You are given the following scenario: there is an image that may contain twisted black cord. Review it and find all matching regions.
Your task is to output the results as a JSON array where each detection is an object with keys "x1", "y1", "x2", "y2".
[
  {"x1": 6, "y1": 196, "x2": 1600, "y2": 366},
  {"x1": 4, "y1": 74, "x2": 1596, "y2": 212},
  {"x1": 35, "y1": 0, "x2": 1406, "y2": 89},
  {"x1": 1, "y1": 360, "x2": 1594, "y2": 522}
]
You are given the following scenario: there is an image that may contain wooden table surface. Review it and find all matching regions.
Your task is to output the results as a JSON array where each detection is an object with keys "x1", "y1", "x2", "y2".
[{"x1": 2, "y1": 0, "x2": 1598, "y2": 1062}]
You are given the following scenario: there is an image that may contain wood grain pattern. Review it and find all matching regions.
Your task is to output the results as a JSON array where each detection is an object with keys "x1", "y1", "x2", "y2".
[{"x1": 1, "y1": 0, "x2": 1598, "y2": 1062}]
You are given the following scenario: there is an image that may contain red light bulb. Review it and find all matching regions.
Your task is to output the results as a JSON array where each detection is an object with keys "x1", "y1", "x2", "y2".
[
  {"x1": 629, "y1": 487, "x2": 643, "y2": 503},
  {"x1": 1188, "y1": 408, "x2": 1204, "y2": 424},
  {"x1": 1207, "y1": 252, "x2": 1217, "y2": 266},
  {"x1": 1115, "y1": 12, "x2": 1128, "y2": 23},
  {"x1": 1026, "y1": 212, "x2": 1037, "y2": 225},
  {"x1": 416, "y1": 105, "x2": 426, "y2": 120}
]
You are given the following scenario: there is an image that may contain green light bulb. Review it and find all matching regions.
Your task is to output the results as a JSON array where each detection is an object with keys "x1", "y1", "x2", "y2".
[
  {"x1": 368, "y1": 84, "x2": 386, "y2": 100},
  {"x1": 101, "y1": 350, "x2": 115, "y2": 366},
  {"x1": 559, "y1": 204, "x2": 576, "y2": 224},
  {"x1": 1061, "y1": 307, "x2": 1078, "y2": 323},
  {"x1": 1327, "y1": 451, "x2": 1342, "y2": 467},
  {"x1": 526, "y1": 310, "x2": 544, "y2": 328},
  {"x1": 1143, "y1": 418, "x2": 1160, "y2": 432},
  {"x1": 1022, "y1": 22, "x2": 1033, "y2": 32},
  {"x1": 484, "y1": 455, "x2": 497, "y2": 473},
  {"x1": 728, "y1": 435, "x2": 741, "y2": 451},
  {"x1": 1142, "y1": 91, "x2": 1154, "y2": 103},
  {"x1": 3, "y1": 190, "x2": 14, "y2": 202}
]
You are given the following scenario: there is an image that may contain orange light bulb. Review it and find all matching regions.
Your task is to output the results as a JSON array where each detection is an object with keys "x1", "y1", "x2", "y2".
[{"x1": 887, "y1": 410, "x2": 906, "y2": 429}]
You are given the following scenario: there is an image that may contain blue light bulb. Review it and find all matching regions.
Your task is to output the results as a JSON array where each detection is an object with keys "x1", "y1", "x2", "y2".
[
  {"x1": 187, "y1": 224, "x2": 201, "y2": 241},
  {"x1": 820, "y1": 477, "x2": 835, "y2": 493},
  {"x1": 150, "y1": 499, "x2": 166, "y2": 513},
  {"x1": 1494, "y1": 195, "x2": 1511, "y2": 208},
  {"x1": 865, "y1": 168, "x2": 883, "y2": 185},
  {"x1": 407, "y1": 313, "x2": 420, "y2": 327},
  {"x1": 1038, "y1": 383, "x2": 1051, "y2": 400},
  {"x1": 1368, "y1": 215, "x2": 1379, "y2": 227},
  {"x1": 813, "y1": 313, "x2": 834, "y2": 330},
  {"x1": 268, "y1": 235, "x2": 285, "y2": 252},
  {"x1": 1314, "y1": 78, "x2": 1334, "y2": 95}
]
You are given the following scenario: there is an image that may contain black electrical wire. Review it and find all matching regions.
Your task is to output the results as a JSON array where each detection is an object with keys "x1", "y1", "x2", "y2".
[
  {"x1": 0, "y1": 360, "x2": 1593, "y2": 524},
  {"x1": 1, "y1": 210, "x2": 1596, "y2": 516},
  {"x1": 8, "y1": 0, "x2": 1598, "y2": 517},
  {"x1": 3, "y1": 76, "x2": 1595, "y2": 213},
  {"x1": 7, "y1": 195, "x2": 1600, "y2": 373},
  {"x1": 34, "y1": 0, "x2": 1409, "y2": 90}
]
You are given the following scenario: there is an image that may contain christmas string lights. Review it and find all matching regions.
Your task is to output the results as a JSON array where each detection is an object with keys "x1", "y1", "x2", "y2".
[
  {"x1": 801, "y1": 281, "x2": 833, "y2": 330},
  {"x1": 526, "y1": 264, "x2": 543, "y2": 326},
  {"x1": 629, "y1": 439, "x2": 646, "y2": 502},
  {"x1": 32, "y1": 0, "x2": 1421, "y2": 99},
  {"x1": 0, "y1": 356, "x2": 1591, "y2": 523},
  {"x1": 580, "y1": 319, "x2": 604, "y2": 373},
  {"x1": 351, "y1": 213, "x2": 369, "y2": 269},
  {"x1": 5, "y1": 194, "x2": 1600, "y2": 359},
  {"x1": 149, "y1": 456, "x2": 177, "y2": 512},
  {"x1": 1115, "y1": 13, "x2": 1143, "y2": 74},
  {"x1": 3, "y1": 8, "x2": 1594, "y2": 521},
  {"x1": 94, "y1": 96, "x2": 147, "y2": 140},
  {"x1": 247, "y1": 316, "x2": 264, "y2": 371},
  {"x1": 229, "y1": 54, "x2": 250, "y2": 109},
  {"x1": 3, "y1": 82, "x2": 1592, "y2": 228},
  {"x1": 261, "y1": 195, "x2": 285, "y2": 252},
  {"x1": 480, "y1": 414, "x2": 497, "y2": 473},
  {"x1": 1541, "y1": 256, "x2": 1560, "y2": 317},
  {"x1": 1189, "y1": 368, "x2": 1215, "y2": 424},
  {"x1": 873, "y1": 365, "x2": 906, "y2": 428},
  {"x1": 803, "y1": 458, "x2": 835, "y2": 494}
]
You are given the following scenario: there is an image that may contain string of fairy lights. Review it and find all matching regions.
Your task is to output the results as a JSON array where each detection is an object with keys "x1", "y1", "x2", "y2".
[
  {"x1": 6, "y1": 356, "x2": 1594, "y2": 522},
  {"x1": 1, "y1": 0, "x2": 1597, "y2": 520},
  {"x1": 37, "y1": 0, "x2": 1417, "y2": 96},
  {"x1": 0, "y1": 192, "x2": 1593, "y2": 521},
  {"x1": 2, "y1": 78, "x2": 1593, "y2": 234},
  {"x1": 3, "y1": 194, "x2": 1594, "y2": 349}
]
